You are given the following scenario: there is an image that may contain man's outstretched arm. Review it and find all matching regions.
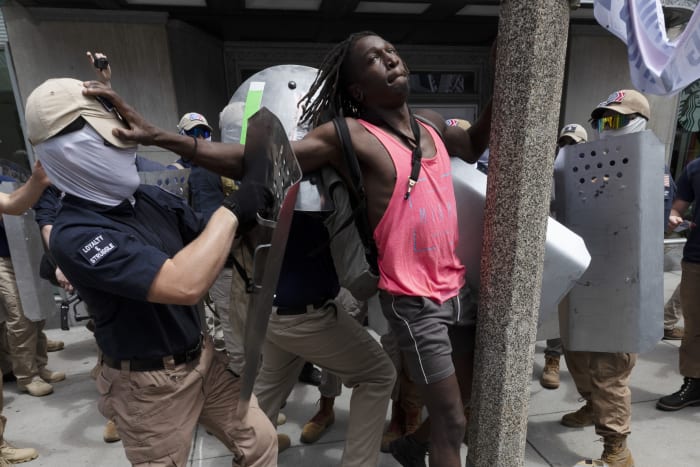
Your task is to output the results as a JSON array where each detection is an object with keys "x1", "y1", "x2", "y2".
[
  {"x1": 416, "y1": 101, "x2": 492, "y2": 164},
  {"x1": 82, "y1": 82, "x2": 245, "y2": 179}
]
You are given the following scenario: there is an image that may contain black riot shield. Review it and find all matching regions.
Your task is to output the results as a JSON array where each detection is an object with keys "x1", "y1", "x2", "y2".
[{"x1": 237, "y1": 108, "x2": 301, "y2": 418}]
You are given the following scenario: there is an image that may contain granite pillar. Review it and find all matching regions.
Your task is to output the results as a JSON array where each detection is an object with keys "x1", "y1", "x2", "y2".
[{"x1": 467, "y1": 1, "x2": 570, "y2": 466}]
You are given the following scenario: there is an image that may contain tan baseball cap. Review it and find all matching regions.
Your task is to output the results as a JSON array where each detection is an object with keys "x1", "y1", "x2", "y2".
[
  {"x1": 177, "y1": 112, "x2": 212, "y2": 133},
  {"x1": 558, "y1": 123, "x2": 588, "y2": 145},
  {"x1": 590, "y1": 89, "x2": 651, "y2": 120},
  {"x1": 25, "y1": 78, "x2": 135, "y2": 148}
]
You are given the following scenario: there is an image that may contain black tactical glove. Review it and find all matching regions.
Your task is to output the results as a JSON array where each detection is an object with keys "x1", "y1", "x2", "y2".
[{"x1": 222, "y1": 181, "x2": 273, "y2": 234}]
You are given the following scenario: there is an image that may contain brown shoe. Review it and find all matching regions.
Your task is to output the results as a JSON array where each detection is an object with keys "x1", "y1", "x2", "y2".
[
  {"x1": 300, "y1": 397, "x2": 335, "y2": 444},
  {"x1": 663, "y1": 327, "x2": 684, "y2": 340},
  {"x1": 561, "y1": 400, "x2": 595, "y2": 427},
  {"x1": 277, "y1": 434, "x2": 291, "y2": 453},
  {"x1": 601, "y1": 436, "x2": 635, "y2": 467},
  {"x1": 39, "y1": 367, "x2": 66, "y2": 384},
  {"x1": 46, "y1": 339, "x2": 65, "y2": 352},
  {"x1": 18, "y1": 377, "x2": 53, "y2": 397},
  {"x1": 540, "y1": 355, "x2": 561, "y2": 389},
  {"x1": 0, "y1": 441, "x2": 38, "y2": 464},
  {"x1": 103, "y1": 419, "x2": 121, "y2": 443}
]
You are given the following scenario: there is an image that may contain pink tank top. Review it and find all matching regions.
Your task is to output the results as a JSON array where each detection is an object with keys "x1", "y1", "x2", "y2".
[{"x1": 358, "y1": 118, "x2": 465, "y2": 303}]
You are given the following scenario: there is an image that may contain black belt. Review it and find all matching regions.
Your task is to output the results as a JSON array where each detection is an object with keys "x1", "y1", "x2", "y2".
[
  {"x1": 276, "y1": 300, "x2": 331, "y2": 316},
  {"x1": 102, "y1": 338, "x2": 203, "y2": 372}
]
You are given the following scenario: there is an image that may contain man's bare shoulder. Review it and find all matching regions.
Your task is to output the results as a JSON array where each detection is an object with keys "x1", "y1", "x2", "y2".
[{"x1": 413, "y1": 109, "x2": 447, "y2": 134}]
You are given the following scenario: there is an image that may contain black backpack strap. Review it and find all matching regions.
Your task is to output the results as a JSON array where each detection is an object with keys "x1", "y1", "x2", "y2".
[
  {"x1": 331, "y1": 116, "x2": 379, "y2": 274},
  {"x1": 332, "y1": 116, "x2": 364, "y2": 201},
  {"x1": 230, "y1": 254, "x2": 254, "y2": 294},
  {"x1": 414, "y1": 114, "x2": 444, "y2": 140},
  {"x1": 404, "y1": 113, "x2": 422, "y2": 200}
]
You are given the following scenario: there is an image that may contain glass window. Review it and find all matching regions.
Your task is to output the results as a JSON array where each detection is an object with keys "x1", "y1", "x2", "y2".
[
  {"x1": 671, "y1": 79, "x2": 700, "y2": 179},
  {"x1": 408, "y1": 71, "x2": 477, "y2": 95}
]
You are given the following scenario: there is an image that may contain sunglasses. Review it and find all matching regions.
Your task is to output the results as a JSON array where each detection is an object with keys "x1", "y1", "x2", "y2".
[
  {"x1": 185, "y1": 126, "x2": 211, "y2": 139},
  {"x1": 591, "y1": 114, "x2": 633, "y2": 132}
]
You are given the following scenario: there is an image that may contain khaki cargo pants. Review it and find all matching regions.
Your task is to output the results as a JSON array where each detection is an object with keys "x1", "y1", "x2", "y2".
[
  {"x1": 254, "y1": 295, "x2": 396, "y2": 467},
  {"x1": 96, "y1": 337, "x2": 277, "y2": 466},
  {"x1": 0, "y1": 257, "x2": 48, "y2": 384},
  {"x1": 564, "y1": 349, "x2": 637, "y2": 437}
]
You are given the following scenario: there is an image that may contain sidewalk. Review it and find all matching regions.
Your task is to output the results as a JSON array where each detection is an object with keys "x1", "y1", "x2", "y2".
[{"x1": 2, "y1": 271, "x2": 695, "y2": 466}]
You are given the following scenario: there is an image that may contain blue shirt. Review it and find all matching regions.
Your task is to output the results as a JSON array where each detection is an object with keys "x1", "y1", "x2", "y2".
[
  {"x1": 675, "y1": 158, "x2": 700, "y2": 263},
  {"x1": 273, "y1": 212, "x2": 340, "y2": 308},
  {"x1": 189, "y1": 166, "x2": 224, "y2": 222},
  {"x1": 50, "y1": 185, "x2": 205, "y2": 360}
]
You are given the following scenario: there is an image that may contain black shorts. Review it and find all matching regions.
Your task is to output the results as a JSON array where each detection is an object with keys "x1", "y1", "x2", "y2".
[{"x1": 379, "y1": 287, "x2": 477, "y2": 385}]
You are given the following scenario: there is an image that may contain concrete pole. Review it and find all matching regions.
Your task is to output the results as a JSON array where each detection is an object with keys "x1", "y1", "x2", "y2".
[{"x1": 467, "y1": 1, "x2": 570, "y2": 466}]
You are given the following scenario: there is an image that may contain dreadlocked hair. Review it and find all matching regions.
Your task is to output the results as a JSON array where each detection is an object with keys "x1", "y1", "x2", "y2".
[{"x1": 299, "y1": 31, "x2": 377, "y2": 127}]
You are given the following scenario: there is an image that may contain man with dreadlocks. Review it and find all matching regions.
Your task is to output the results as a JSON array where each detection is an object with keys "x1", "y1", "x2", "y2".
[{"x1": 84, "y1": 31, "x2": 492, "y2": 467}]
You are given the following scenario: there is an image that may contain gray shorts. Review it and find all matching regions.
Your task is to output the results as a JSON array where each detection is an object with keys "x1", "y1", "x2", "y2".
[{"x1": 379, "y1": 287, "x2": 477, "y2": 385}]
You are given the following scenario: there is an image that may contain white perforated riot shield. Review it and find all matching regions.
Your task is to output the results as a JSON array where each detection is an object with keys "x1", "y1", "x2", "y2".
[
  {"x1": 451, "y1": 159, "x2": 591, "y2": 326},
  {"x1": 554, "y1": 130, "x2": 664, "y2": 353},
  {"x1": 138, "y1": 169, "x2": 190, "y2": 200},
  {"x1": 0, "y1": 182, "x2": 56, "y2": 323}
]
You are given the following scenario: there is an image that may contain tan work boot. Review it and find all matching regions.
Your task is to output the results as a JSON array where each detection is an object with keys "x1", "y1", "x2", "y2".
[
  {"x1": 540, "y1": 355, "x2": 561, "y2": 389},
  {"x1": 46, "y1": 339, "x2": 65, "y2": 352},
  {"x1": 0, "y1": 441, "x2": 38, "y2": 464},
  {"x1": 561, "y1": 400, "x2": 595, "y2": 427},
  {"x1": 601, "y1": 436, "x2": 634, "y2": 467},
  {"x1": 277, "y1": 433, "x2": 291, "y2": 453},
  {"x1": 381, "y1": 401, "x2": 404, "y2": 452},
  {"x1": 103, "y1": 419, "x2": 121, "y2": 443},
  {"x1": 39, "y1": 367, "x2": 66, "y2": 384},
  {"x1": 18, "y1": 377, "x2": 53, "y2": 397},
  {"x1": 300, "y1": 396, "x2": 335, "y2": 444}
]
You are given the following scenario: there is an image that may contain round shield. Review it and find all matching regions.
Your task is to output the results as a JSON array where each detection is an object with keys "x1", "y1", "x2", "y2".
[
  {"x1": 219, "y1": 64, "x2": 319, "y2": 144},
  {"x1": 220, "y1": 64, "x2": 333, "y2": 213}
]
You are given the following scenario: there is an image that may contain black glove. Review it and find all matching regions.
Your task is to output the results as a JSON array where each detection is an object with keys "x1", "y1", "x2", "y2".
[{"x1": 222, "y1": 181, "x2": 273, "y2": 234}]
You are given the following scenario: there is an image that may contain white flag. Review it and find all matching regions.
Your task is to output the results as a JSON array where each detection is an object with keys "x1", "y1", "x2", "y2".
[{"x1": 594, "y1": 0, "x2": 700, "y2": 95}]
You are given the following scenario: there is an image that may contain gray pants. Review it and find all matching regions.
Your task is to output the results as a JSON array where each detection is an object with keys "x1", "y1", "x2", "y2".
[
  {"x1": 319, "y1": 289, "x2": 368, "y2": 398},
  {"x1": 545, "y1": 338, "x2": 563, "y2": 357},
  {"x1": 254, "y1": 292, "x2": 395, "y2": 467}
]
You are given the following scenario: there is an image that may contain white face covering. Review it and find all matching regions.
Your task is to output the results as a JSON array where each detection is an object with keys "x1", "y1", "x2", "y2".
[
  {"x1": 35, "y1": 124, "x2": 140, "y2": 206},
  {"x1": 599, "y1": 116, "x2": 647, "y2": 139}
]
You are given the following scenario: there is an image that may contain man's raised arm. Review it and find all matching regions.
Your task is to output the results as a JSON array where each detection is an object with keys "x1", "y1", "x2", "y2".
[
  {"x1": 82, "y1": 82, "x2": 244, "y2": 179},
  {"x1": 0, "y1": 161, "x2": 51, "y2": 216}
]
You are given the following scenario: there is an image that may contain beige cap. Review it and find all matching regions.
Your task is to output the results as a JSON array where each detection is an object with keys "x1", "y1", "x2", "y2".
[
  {"x1": 591, "y1": 89, "x2": 651, "y2": 120},
  {"x1": 558, "y1": 123, "x2": 588, "y2": 145},
  {"x1": 177, "y1": 112, "x2": 212, "y2": 133},
  {"x1": 25, "y1": 78, "x2": 135, "y2": 148}
]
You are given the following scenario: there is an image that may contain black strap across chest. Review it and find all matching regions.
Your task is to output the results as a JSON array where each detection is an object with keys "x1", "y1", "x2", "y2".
[{"x1": 378, "y1": 112, "x2": 423, "y2": 200}]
